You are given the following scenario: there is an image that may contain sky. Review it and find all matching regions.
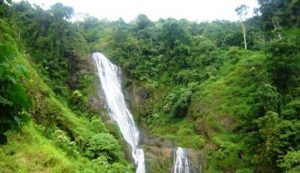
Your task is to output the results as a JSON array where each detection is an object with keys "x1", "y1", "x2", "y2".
[{"x1": 14, "y1": 0, "x2": 259, "y2": 22}]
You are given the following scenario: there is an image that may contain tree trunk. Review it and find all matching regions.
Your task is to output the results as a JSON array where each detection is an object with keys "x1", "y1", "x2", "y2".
[
  {"x1": 242, "y1": 23, "x2": 247, "y2": 50},
  {"x1": 273, "y1": 18, "x2": 282, "y2": 40}
]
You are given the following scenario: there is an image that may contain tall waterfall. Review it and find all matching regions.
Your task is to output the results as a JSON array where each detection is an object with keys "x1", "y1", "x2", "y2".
[
  {"x1": 93, "y1": 52, "x2": 145, "y2": 173},
  {"x1": 173, "y1": 147, "x2": 190, "y2": 173}
]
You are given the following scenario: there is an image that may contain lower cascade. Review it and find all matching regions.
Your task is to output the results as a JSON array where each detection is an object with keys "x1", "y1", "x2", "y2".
[
  {"x1": 173, "y1": 147, "x2": 190, "y2": 173},
  {"x1": 93, "y1": 52, "x2": 146, "y2": 173}
]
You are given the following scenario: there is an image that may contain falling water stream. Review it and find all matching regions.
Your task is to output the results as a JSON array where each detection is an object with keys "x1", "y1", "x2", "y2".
[
  {"x1": 173, "y1": 147, "x2": 190, "y2": 173},
  {"x1": 93, "y1": 52, "x2": 145, "y2": 173}
]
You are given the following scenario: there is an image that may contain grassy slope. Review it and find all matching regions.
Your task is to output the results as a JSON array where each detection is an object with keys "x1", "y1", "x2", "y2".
[
  {"x1": 0, "y1": 52, "x2": 131, "y2": 173},
  {"x1": 0, "y1": 19, "x2": 133, "y2": 173},
  {"x1": 192, "y1": 50, "x2": 266, "y2": 172},
  {"x1": 127, "y1": 48, "x2": 266, "y2": 172}
]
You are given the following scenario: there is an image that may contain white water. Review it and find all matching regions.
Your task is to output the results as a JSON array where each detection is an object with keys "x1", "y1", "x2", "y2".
[
  {"x1": 174, "y1": 147, "x2": 190, "y2": 173},
  {"x1": 93, "y1": 52, "x2": 145, "y2": 173}
]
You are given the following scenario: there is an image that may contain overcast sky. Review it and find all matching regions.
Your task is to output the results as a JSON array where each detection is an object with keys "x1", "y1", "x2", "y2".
[{"x1": 15, "y1": 0, "x2": 259, "y2": 22}]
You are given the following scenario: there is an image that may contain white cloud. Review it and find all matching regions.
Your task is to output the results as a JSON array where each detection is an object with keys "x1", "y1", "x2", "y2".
[{"x1": 14, "y1": 0, "x2": 259, "y2": 22}]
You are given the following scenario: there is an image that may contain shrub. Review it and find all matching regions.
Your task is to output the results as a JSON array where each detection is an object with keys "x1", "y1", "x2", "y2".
[
  {"x1": 163, "y1": 87, "x2": 192, "y2": 118},
  {"x1": 52, "y1": 129, "x2": 79, "y2": 157},
  {"x1": 84, "y1": 133, "x2": 121, "y2": 161},
  {"x1": 90, "y1": 116, "x2": 108, "y2": 133},
  {"x1": 0, "y1": 44, "x2": 30, "y2": 142},
  {"x1": 110, "y1": 162, "x2": 133, "y2": 173},
  {"x1": 279, "y1": 150, "x2": 300, "y2": 172}
]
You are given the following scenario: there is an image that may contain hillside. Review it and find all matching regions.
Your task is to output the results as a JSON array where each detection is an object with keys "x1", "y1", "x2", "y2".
[
  {"x1": 0, "y1": 2, "x2": 133, "y2": 173},
  {"x1": 1, "y1": 0, "x2": 300, "y2": 173}
]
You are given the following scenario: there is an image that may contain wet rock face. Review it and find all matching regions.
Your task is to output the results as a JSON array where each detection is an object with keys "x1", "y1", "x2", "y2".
[
  {"x1": 132, "y1": 86, "x2": 149, "y2": 105},
  {"x1": 143, "y1": 145, "x2": 173, "y2": 173},
  {"x1": 140, "y1": 133, "x2": 174, "y2": 173},
  {"x1": 141, "y1": 132, "x2": 204, "y2": 173},
  {"x1": 186, "y1": 149, "x2": 204, "y2": 173},
  {"x1": 143, "y1": 146, "x2": 204, "y2": 173},
  {"x1": 172, "y1": 148, "x2": 203, "y2": 173},
  {"x1": 139, "y1": 89, "x2": 149, "y2": 100},
  {"x1": 143, "y1": 135, "x2": 174, "y2": 148},
  {"x1": 145, "y1": 146, "x2": 173, "y2": 158},
  {"x1": 88, "y1": 95, "x2": 105, "y2": 111}
]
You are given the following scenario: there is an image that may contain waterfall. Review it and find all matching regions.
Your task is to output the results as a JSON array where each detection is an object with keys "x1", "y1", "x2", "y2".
[
  {"x1": 93, "y1": 52, "x2": 146, "y2": 173},
  {"x1": 173, "y1": 147, "x2": 190, "y2": 173}
]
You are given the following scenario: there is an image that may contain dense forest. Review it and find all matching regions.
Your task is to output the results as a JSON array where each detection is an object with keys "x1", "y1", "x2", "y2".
[{"x1": 0, "y1": 0, "x2": 300, "y2": 172}]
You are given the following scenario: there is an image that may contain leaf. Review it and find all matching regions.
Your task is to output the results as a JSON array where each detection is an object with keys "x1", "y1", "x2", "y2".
[{"x1": 0, "y1": 95, "x2": 13, "y2": 106}]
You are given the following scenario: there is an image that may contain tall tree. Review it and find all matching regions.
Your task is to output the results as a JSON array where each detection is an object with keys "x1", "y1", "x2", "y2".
[
  {"x1": 257, "y1": 0, "x2": 300, "y2": 39},
  {"x1": 235, "y1": 5, "x2": 249, "y2": 50},
  {"x1": 135, "y1": 14, "x2": 151, "y2": 30}
]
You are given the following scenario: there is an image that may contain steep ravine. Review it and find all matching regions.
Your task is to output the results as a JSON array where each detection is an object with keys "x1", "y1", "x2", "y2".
[
  {"x1": 127, "y1": 82, "x2": 204, "y2": 173},
  {"x1": 93, "y1": 53, "x2": 203, "y2": 173}
]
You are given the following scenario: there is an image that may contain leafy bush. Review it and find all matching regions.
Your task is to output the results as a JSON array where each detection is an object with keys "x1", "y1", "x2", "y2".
[
  {"x1": 52, "y1": 129, "x2": 79, "y2": 157},
  {"x1": 255, "y1": 83, "x2": 281, "y2": 112},
  {"x1": 279, "y1": 150, "x2": 300, "y2": 172},
  {"x1": 84, "y1": 133, "x2": 121, "y2": 161},
  {"x1": 70, "y1": 89, "x2": 84, "y2": 107},
  {"x1": 163, "y1": 87, "x2": 192, "y2": 118},
  {"x1": 254, "y1": 111, "x2": 296, "y2": 171},
  {"x1": 90, "y1": 116, "x2": 108, "y2": 133},
  {"x1": 110, "y1": 162, "x2": 133, "y2": 173},
  {"x1": 0, "y1": 44, "x2": 30, "y2": 142},
  {"x1": 266, "y1": 41, "x2": 300, "y2": 91}
]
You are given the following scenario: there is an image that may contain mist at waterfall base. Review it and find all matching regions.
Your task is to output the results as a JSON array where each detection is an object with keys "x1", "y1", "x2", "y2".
[
  {"x1": 173, "y1": 147, "x2": 191, "y2": 173},
  {"x1": 93, "y1": 52, "x2": 145, "y2": 173}
]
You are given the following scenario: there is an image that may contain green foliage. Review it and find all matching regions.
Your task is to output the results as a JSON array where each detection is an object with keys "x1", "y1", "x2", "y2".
[
  {"x1": 160, "y1": 20, "x2": 190, "y2": 49},
  {"x1": 89, "y1": 116, "x2": 109, "y2": 133},
  {"x1": 258, "y1": 0, "x2": 300, "y2": 29},
  {"x1": 70, "y1": 89, "x2": 84, "y2": 106},
  {"x1": 81, "y1": 5, "x2": 300, "y2": 172},
  {"x1": 163, "y1": 87, "x2": 192, "y2": 118},
  {"x1": 110, "y1": 163, "x2": 133, "y2": 173},
  {"x1": 1, "y1": 0, "x2": 300, "y2": 172},
  {"x1": 266, "y1": 41, "x2": 300, "y2": 91},
  {"x1": 0, "y1": 4, "x2": 132, "y2": 172},
  {"x1": 84, "y1": 133, "x2": 121, "y2": 161},
  {"x1": 50, "y1": 3, "x2": 73, "y2": 20},
  {"x1": 80, "y1": 16, "x2": 103, "y2": 43},
  {"x1": 279, "y1": 150, "x2": 300, "y2": 172},
  {"x1": 52, "y1": 129, "x2": 79, "y2": 157},
  {"x1": 255, "y1": 83, "x2": 281, "y2": 112},
  {"x1": 236, "y1": 169, "x2": 254, "y2": 173},
  {"x1": 135, "y1": 14, "x2": 152, "y2": 30},
  {"x1": 0, "y1": 44, "x2": 30, "y2": 139},
  {"x1": 198, "y1": 21, "x2": 245, "y2": 48},
  {"x1": 254, "y1": 111, "x2": 299, "y2": 172},
  {"x1": 13, "y1": 1, "x2": 89, "y2": 99},
  {"x1": 282, "y1": 98, "x2": 300, "y2": 119}
]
